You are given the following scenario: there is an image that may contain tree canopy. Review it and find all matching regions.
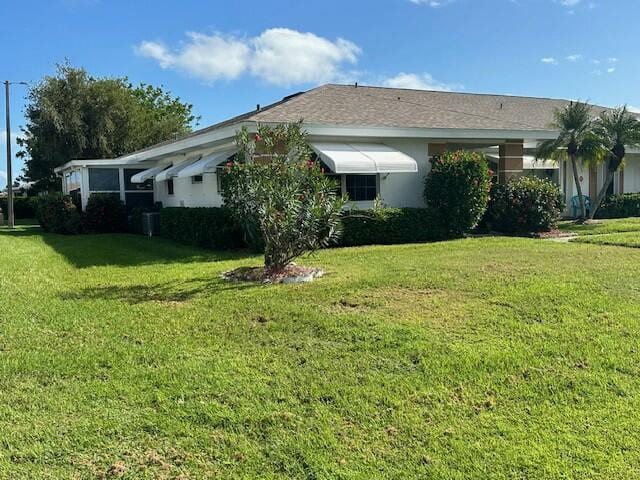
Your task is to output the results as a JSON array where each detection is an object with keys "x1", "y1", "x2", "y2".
[{"x1": 18, "y1": 63, "x2": 198, "y2": 191}]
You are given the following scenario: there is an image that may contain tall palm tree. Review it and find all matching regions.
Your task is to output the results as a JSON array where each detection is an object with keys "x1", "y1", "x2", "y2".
[
  {"x1": 536, "y1": 101, "x2": 601, "y2": 220},
  {"x1": 588, "y1": 106, "x2": 640, "y2": 219}
]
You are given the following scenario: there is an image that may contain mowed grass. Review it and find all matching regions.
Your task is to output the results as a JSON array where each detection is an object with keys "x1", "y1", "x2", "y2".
[
  {"x1": 2, "y1": 226, "x2": 640, "y2": 478},
  {"x1": 559, "y1": 217, "x2": 640, "y2": 235},
  {"x1": 572, "y1": 231, "x2": 640, "y2": 248}
]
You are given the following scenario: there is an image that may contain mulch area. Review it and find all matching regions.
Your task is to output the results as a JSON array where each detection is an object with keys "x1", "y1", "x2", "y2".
[{"x1": 221, "y1": 264, "x2": 324, "y2": 284}]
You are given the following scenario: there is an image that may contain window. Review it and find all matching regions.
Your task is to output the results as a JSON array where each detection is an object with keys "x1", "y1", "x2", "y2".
[
  {"x1": 345, "y1": 175, "x2": 377, "y2": 201},
  {"x1": 216, "y1": 167, "x2": 227, "y2": 193},
  {"x1": 88, "y1": 168, "x2": 120, "y2": 191},
  {"x1": 191, "y1": 175, "x2": 203, "y2": 184},
  {"x1": 125, "y1": 192, "x2": 154, "y2": 210},
  {"x1": 124, "y1": 169, "x2": 153, "y2": 191},
  {"x1": 167, "y1": 179, "x2": 174, "y2": 195}
]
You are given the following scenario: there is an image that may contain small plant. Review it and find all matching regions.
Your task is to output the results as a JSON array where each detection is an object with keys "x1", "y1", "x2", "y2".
[
  {"x1": 424, "y1": 150, "x2": 491, "y2": 235},
  {"x1": 485, "y1": 176, "x2": 564, "y2": 233},
  {"x1": 83, "y1": 194, "x2": 127, "y2": 233},
  {"x1": 222, "y1": 122, "x2": 346, "y2": 275},
  {"x1": 35, "y1": 193, "x2": 82, "y2": 234}
]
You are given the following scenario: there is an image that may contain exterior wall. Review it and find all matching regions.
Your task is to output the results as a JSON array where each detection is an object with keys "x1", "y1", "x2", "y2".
[
  {"x1": 379, "y1": 138, "x2": 430, "y2": 208},
  {"x1": 155, "y1": 171, "x2": 224, "y2": 208},
  {"x1": 623, "y1": 155, "x2": 640, "y2": 193}
]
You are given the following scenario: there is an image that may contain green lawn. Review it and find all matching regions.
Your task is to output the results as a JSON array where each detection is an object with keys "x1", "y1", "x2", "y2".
[
  {"x1": 2, "y1": 225, "x2": 640, "y2": 478},
  {"x1": 558, "y1": 217, "x2": 640, "y2": 235}
]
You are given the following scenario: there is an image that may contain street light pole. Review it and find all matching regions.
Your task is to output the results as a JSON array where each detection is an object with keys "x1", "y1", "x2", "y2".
[
  {"x1": 4, "y1": 81, "x2": 27, "y2": 229},
  {"x1": 4, "y1": 80, "x2": 14, "y2": 228}
]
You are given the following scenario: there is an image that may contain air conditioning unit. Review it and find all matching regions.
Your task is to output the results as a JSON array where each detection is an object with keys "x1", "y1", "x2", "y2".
[{"x1": 141, "y1": 212, "x2": 161, "y2": 237}]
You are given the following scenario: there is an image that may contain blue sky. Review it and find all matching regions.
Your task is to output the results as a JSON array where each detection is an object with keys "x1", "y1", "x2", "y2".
[{"x1": 1, "y1": 0, "x2": 639, "y2": 187}]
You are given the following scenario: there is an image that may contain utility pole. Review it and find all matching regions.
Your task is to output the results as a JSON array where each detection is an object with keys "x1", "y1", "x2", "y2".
[
  {"x1": 4, "y1": 81, "x2": 27, "y2": 229},
  {"x1": 4, "y1": 81, "x2": 14, "y2": 228}
]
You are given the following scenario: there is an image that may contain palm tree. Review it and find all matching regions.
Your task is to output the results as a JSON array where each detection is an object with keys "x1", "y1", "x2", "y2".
[
  {"x1": 588, "y1": 106, "x2": 640, "y2": 219},
  {"x1": 536, "y1": 101, "x2": 601, "y2": 220}
]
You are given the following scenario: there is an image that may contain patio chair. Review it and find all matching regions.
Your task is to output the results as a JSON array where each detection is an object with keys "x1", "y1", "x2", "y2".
[{"x1": 571, "y1": 195, "x2": 591, "y2": 218}]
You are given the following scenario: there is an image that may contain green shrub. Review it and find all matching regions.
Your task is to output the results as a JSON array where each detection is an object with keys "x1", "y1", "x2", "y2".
[
  {"x1": 223, "y1": 123, "x2": 345, "y2": 272},
  {"x1": 35, "y1": 193, "x2": 82, "y2": 234},
  {"x1": 595, "y1": 193, "x2": 640, "y2": 219},
  {"x1": 0, "y1": 197, "x2": 38, "y2": 219},
  {"x1": 83, "y1": 194, "x2": 127, "y2": 233},
  {"x1": 160, "y1": 207, "x2": 245, "y2": 250},
  {"x1": 340, "y1": 208, "x2": 448, "y2": 246},
  {"x1": 424, "y1": 150, "x2": 491, "y2": 235},
  {"x1": 485, "y1": 176, "x2": 564, "y2": 233}
]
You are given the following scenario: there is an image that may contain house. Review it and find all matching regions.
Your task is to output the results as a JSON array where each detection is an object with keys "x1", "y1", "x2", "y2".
[{"x1": 54, "y1": 84, "x2": 640, "y2": 215}]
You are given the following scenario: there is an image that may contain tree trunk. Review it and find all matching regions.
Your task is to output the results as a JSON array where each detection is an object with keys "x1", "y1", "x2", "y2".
[
  {"x1": 589, "y1": 160, "x2": 616, "y2": 220},
  {"x1": 570, "y1": 154, "x2": 586, "y2": 220}
]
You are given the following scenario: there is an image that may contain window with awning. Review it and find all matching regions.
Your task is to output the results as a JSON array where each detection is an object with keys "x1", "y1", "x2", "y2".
[
  {"x1": 310, "y1": 143, "x2": 418, "y2": 174},
  {"x1": 176, "y1": 149, "x2": 236, "y2": 179},
  {"x1": 155, "y1": 161, "x2": 195, "y2": 182},
  {"x1": 130, "y1": 165, "x2": 170, "y2": 184}
]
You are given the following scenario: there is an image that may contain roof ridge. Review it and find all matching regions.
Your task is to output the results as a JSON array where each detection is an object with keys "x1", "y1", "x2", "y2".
[{"x1": 325, "y1": 83, "x2": 582, "y2": 104}]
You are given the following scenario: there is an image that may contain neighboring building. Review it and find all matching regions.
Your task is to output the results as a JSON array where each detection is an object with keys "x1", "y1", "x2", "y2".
[{"x1": 54, "y1": 84, "x2": 640, "y2": 215}]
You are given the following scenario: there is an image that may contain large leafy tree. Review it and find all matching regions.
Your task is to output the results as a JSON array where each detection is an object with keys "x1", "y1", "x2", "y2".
[
  {"x1": 536, "y1": 101, "x2": 602, "y2": 220},
  {"x1": 588, "y1": 106, "x2": 640, "y2": 219},
  {"x1": 222, "y1": 122, "x2": 345, "y2": 274},
  {"x1": 18, "y1": 63, "x2": 197, "y2": 192}
]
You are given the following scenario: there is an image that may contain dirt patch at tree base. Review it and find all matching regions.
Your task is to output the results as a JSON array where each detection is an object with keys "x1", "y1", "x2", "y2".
[{"x1": 221, "y1": 264, "x2": 325, "y2": 284}]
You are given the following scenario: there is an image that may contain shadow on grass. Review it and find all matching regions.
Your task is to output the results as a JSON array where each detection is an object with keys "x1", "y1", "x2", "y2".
[
  {"x1": 0, "y1": 225, "x2": 255, "y2": 268},
  {"x1": 60, "y1": 276, "x2": 260, "y2": 304}
]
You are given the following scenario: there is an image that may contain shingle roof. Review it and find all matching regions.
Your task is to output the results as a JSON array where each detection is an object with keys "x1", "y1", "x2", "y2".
[
  {"x1": 114, "y1": 84, "x2": 613, "y2": 162},
  {"x1": 247, "y1": 84, "x2": 607, "y2": 131}
]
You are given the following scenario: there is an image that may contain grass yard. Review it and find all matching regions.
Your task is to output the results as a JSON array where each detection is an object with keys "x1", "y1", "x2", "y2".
[
  {"x1": 558, "y1": 216, "x2": 640, "y2": 235},
  {"x1": 2, "y1": 225, "x2": 640, "y2": 478}
]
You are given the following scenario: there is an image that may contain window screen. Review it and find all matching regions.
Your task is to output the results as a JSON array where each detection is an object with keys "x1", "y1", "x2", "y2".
[
  {"x1": 89, "y1": 168, "x2": 120, "y2": 191},
  {"x1": 345, "y1": 175, "x2": 377, "y2": 201}
]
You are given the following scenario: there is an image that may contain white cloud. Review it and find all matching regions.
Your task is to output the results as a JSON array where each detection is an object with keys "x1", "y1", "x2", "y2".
[
  {"x1": 565, "y1": 54, "x2": 582, "y2": 62},
  {"x1": 559, "y1": 0, "x2": 581, "y2": 6},
  {"x1": 541, "y1": 57, "x2": 558, "y2": 65},
  {"x1": 136, "y1": 28, "x2": 361, "y2": 87},
  {"x1": 409, "y1": 0, "x2": 455, "y2": 6},
  {"x1": 250, "y1": 29, "x2": 360, "y2": 86},
  {"x1": 135, "y1": 32, "x2": 251, "y2": 82},
  {"x1": 381, "y1": 72, "x2": 461, "y2": 91},
  {"x1": 607, "y1": 67, "x2": 616, "y2": 74}
]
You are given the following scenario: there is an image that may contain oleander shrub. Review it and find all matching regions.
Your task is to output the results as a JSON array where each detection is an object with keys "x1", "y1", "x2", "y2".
[
  {"x1": 0, "y1": 197, "x2": 38, "y2": 219},
  {"x1": 83, "y1": 193, "x2": 127, "y2": 233},
  {"x1": 485, "y1": 176, "x2": 564, "y2": 233},
  {"x1": 35, "y1": 193, "x2": 82, "y2": 234},
  {"x1": 340, "y1": 208, "x2": 448, "y2": 246},
  {"x1": 222, "y1": 123, "x2": 345, "y2": 272},
  {"x1": 160, "y1": 207, "x2": 245, "y2": 250},
  {"x1": 594, "y1": 193, "x2": 640, "y2": 219},
  {"x1": 424, "y1": 150, "x2": 492, "y2": 235}
]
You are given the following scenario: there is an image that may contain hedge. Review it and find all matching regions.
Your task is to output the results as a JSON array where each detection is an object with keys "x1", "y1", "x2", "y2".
[
  {"x1": 339, "y1": 208, "x2": 449, "y2": 246},
  {"x1": 159, "y1": 207, "x2": 245, "y2": 250},
  {"x1": 0, "y1": 197, "x2": 38, "y2": 219},
  {"x1": 484, "y1": 177, "x2": 564, "y2": 234},
  {"x1": 595, "y1": 193, "x2": 640, "y2": 219},
  {"x1": 83, "y1": 194, "x2": 128, "y2": 233},
  {"x1": 35, "y1": 193, "x2": 82, "y2": 234}
]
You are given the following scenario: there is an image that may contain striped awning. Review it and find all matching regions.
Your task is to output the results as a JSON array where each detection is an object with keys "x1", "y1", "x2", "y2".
[{"x1": 310, "y1": 142, "x2": 418, "y2": 174}]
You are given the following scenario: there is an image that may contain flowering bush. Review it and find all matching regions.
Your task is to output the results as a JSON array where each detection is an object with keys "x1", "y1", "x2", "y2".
[
  {"x1": 485, "y1": 176, "x2": 564, "y2": 233},
  {"x1": 424, "y1": 150, "x2": 492, "y2": 235},
  {"x1": 222, "y1": 122, "x2": 346, "y2": 273}
]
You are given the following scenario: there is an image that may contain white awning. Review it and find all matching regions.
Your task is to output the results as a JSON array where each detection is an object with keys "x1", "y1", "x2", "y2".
[
  {"x1": 310, "y1": 142, "x2": 418, "y2": 174},
  {"x1": 155, "y1": 161, "x2": 195, "y2": 182},
  {"x1": 487, "y1": 155, "x2": 559, "y2": 170},
  {"x1": 176, "y1": 149, "x2": 236, "y2": 178},
  {"x1": 130, "y1": 165, "x2": 169, "y2": 184}
]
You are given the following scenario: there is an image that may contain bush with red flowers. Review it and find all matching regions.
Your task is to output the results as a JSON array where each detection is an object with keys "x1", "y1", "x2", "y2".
[{"x1": 424, "y1": 150, "x2": 492, "y2": 235}]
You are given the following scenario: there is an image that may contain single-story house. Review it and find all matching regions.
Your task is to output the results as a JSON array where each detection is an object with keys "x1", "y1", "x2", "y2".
[{"x1": 54, "y1": 84, "x2": 640, "y2": 216}]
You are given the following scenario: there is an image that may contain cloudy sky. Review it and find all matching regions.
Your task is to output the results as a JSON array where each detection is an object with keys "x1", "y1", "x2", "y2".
[{"x1": 1, "y1": 0, "x2": 639, "y2": 187}]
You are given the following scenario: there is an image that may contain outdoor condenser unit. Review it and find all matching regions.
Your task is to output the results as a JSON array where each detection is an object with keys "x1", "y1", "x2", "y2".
[{"x1": 141, "y1": 212, "x2": 161, "y2": 237}]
